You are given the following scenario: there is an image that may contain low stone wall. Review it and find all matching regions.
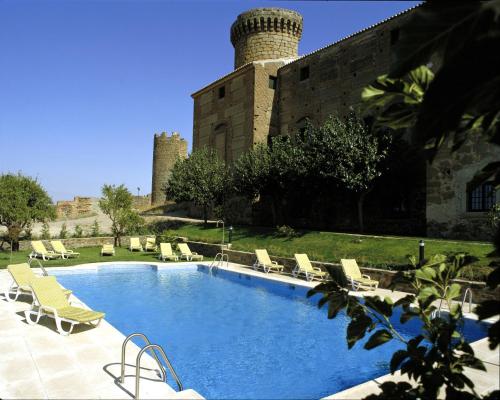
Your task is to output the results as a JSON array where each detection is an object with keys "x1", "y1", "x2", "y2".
[
  {"x1": 187, "y1": 240, "x2": 500, "y2": 303},
  {"x1": 18, "y1": 236, "x2": 152, "y2": 251}
]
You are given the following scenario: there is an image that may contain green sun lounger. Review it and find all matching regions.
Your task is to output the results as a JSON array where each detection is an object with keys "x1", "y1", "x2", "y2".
[
  {"x1": 50, "y1": 240, "x2": 80, "y2": 259},
  {"x1": 30, "y1": 240, "x2": 61, "y2": 261},
  {"x1": 178, "y1": 243, "x2": 203, "y2": 261},
  {"x1": 101, "y1": 244, "x2": 115, "y2": 256},
  {"x1": 159, "y1": 243, "x2": 179, "y2": 261},
  {"x1": 253, "y1": 249, "x2": 284, "y2": 274},
  {"x1": 145, "y1": 236, "x2": 158, "y2": 252},
  {"x1": 5, "y1": 263, "x2": 71, "y2": 302},
  {"x1": 341, "y1": 259, "x2": 379, "y2": 291},
  {"x1": 25, "y1": 276, "x2": 105, "y2": 336},
  {"x1": 129, "y1": 237, "x2": 143, "y2": 252},
  {"x1": 292, "y1": 253, "x2": 328, "y2": 281}
]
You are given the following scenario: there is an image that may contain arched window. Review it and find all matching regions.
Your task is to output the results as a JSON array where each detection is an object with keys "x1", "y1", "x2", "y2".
[{"x1": 467, "y1": 182, "x2": 496, "y2": 212}]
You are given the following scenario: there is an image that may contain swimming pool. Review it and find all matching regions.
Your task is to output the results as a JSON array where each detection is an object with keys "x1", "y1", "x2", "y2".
[{"x1": 54, "y1": 264, "x2": 489, "y2": 399}]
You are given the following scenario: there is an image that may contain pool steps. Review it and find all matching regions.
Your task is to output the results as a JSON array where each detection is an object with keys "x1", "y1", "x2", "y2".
[{"x1": 121, "y1": 332, "x2": 183, "y2": 399}]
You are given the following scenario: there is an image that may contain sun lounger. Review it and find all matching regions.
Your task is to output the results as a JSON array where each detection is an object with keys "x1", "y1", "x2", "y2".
[
  {"x1": 145, "y1": 236, "x2": 158, "y2": 252},
  {"x1": 25, "y1": 276, "x2": 105, "y2": 336},
  {"x1": 253, "y1": 249, "x2": 284, "y2": 274},
  {"x1": 50, "y1": 240, "x2": 80, "y2": 259},
  {"x1": 292, "y1": 253, "x2": 328, "y2": 281},
  {"x1": 341, "y1": 259, "x2": 379, "y2": 291},
  {"x1": 177, "y1": 243, "x2": 203, "y2": 261},
  {"x1": 30, "y1": 240, "x2": 61, "y2": 261},
  {"x1": 101, "y1": 244, "x2": 115, "y2": 256},
  {"x1": 129, "y1": 237, "x2": 143, "y2": 252},
  {"x1": 159, "y1": 243, "x2": 179, "y2": 261},
  {"x1": 5, "y1": 263, "x2": 71, "y2": 302}
]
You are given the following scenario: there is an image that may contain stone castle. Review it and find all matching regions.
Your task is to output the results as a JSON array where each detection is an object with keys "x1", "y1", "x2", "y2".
[{"x1": 153, "y1": 6, "x2": 498, "y2": 240}]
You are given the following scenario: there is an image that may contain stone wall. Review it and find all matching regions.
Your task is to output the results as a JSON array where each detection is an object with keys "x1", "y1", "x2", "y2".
[
  {"x1": 230, "y1": 8, "x2": 302, "y2": 69},
  {"x1": 151, "y1": 132, "x2": 188, "y2": 205},
  {"x1": 56, "y1": 197, "x2": 94, "y2": 219},
  {"x1": 18, "y1": 235, "x2": 153, "y2": 251},
  {"x1": 186, "y1": 240, "x2": 500, "y2": 303},
  {"x1": 426, "y1": 135, "x2": 500, "y2": 241}
]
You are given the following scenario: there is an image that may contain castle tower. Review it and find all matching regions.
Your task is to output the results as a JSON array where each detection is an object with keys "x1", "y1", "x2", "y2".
[
  {"x1": 230, "y1": 8, "x2": 303, "y2": 69},
  {"x1": 151, "y1": 132, "x2": 188, "y2": 205}
]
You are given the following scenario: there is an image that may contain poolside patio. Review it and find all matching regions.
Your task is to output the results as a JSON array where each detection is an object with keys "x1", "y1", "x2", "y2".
[{"x1": 0, "y1": 262, "x2": 498, "y2": 399}]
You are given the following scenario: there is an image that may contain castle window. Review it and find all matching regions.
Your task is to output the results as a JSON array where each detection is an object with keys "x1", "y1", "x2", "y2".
[
  {"x1": 218, "y1": 86, "x2": 225, "y2": 99},
  {"x1": 269, "y1": 76, "x2": 277, "y2": 89},
  {"x1": 390, "y1": 28, "x2": 400, "y2": 45},
  {"x1": 468, "y1": 182, "x2": 496, "y2": 212},
  {"x1": 299, "y1": 66, "x2": 310, "y2": 81}
]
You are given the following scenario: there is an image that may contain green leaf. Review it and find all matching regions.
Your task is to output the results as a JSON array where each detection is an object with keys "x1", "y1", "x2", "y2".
[
  {"x1": 364, "y1": 329, "x2": 393, "y2": 350},
  {"x1": 446, "y1": 283, "x2": 462, "y2": 301},
  {"x1": 347, "y1": 314, "x2": 372, "y2": 349},
  {"x1": 390, "y1": 350, "x2": 409, "y2": 373}
]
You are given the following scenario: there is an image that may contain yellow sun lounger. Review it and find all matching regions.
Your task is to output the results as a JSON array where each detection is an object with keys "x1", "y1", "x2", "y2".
[
  {"x1": 5, "y1": 263, "x2": 71, "y2": 302},
  {"x1": 101, "y1": 244, "x2": 115, "y2": 256},
  {"x1": 30, "y1": 240, "x2": 61, "y2": 261},
  {"x1": 292, "y1": 253, "x2": 328, "y2": 281},
  {"x1": 129, "y1": 237, "x2": 143, "y2": 252},
  {"x1": 25, "y1": 276, "x2": 105, "y2": 336},
  {"x1": 341, "y1": 259, "x2": 379, "y2": 291},
  {"x1": 159, "y1": 243, "x2": 179, "y2": 261},
  {"x1": 145, "y1": 236, "x2": 158, "y2": 252},
  {"x1": 253, "y1": 249, "x2": 284, "y2": 274},
  {"x1": 50, "y1": 240, "x2": 80, "y2": 259},
  {"x1": 177, "y1": 243, "x2": 203, "y2": 261}
]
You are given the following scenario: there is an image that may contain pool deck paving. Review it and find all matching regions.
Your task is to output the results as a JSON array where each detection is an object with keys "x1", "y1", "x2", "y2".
[{"x1": 0, "y1": 260, "x2": 498, "y2": 399}]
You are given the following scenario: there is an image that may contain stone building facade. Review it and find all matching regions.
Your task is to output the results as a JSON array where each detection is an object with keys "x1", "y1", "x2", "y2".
[
  {"x1": 191, "y1": 7, "x2": 499, "y2": 240},
  {"x1": 151, "y1": 132, "x2": 188, "y2": 205},
  {"x1": 56, "y1": 197, "x2": 93, "y2": 219}
]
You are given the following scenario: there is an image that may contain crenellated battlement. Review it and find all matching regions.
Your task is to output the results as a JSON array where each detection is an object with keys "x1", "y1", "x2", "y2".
[{"x1": 230, "y1": 8, "x2": 303, "y2": 69}]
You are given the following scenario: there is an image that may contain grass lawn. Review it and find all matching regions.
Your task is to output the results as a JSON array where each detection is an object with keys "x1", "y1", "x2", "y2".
[
  {"x1": 0, "y1": 246, "x2": 210, "y2": 269},
  {"x1": 167, "y1": 223, "x2": 497, "y2": 274}
]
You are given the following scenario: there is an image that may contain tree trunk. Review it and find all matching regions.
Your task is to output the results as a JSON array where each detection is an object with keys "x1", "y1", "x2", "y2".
[
  {"x1": 203, "y1": 205, "x2": 208, "y2": 225},
  {"x1": 7, "y1": 225, "x2": 21, "y2": 252},
  {"x1": 357, "y1": 192, "x2": 366, "y2": 234}
]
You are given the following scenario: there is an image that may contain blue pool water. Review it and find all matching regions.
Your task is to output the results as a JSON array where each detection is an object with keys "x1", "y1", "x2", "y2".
[{"x1": 54, "y1": 264, "x2": 488, "y2": 399}]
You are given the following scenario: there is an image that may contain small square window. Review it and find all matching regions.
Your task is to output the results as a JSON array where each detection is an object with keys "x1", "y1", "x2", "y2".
[
  {"x1": 390, "y1": 28, "x2": 400, "y2": 46},
  {"x1": 269, "y1": 76, "x2": 277, "y2": 89},
  {"x1": 218, "y1": 86, "x2": 225, "y2": 99},
  {"x1": 299, "y1": 66, "x2": 310, "y2": 81}
]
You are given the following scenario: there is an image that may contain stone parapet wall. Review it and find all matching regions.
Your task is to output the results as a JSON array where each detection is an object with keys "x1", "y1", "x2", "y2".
[
  {"x1": 186, "y1": 240, "x2": 499, "y2": 303},
  {"x1": 18, "y1": 235, "x2": 153, "y2": 251}
]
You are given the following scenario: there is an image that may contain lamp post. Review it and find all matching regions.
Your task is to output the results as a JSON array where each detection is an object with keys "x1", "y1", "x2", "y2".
[
  {"x1": 137, "y1": 187, "x2": 140, "y2": 197},
  {"x1": 228, "y1": 226, "x2": 233, "y2": 247},
  {"x1": 419, "y1": 240, "x2": 425, "y2": 267}
]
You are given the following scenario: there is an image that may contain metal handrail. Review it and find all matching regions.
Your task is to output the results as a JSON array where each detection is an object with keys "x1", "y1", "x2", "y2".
[
  {"x1": 120, "y1": 333, "x2": 166, "y2": 384},
  {"x1": 136, "y1": 344, "x2": 183, "y2": 399},
  {"x1": 28, "y1": 258, "x2": 48, "y2": 276},
  {"x1": 461, "y1": 288, "x2": 473, "y2": 313},
  {"x1": 210, "y1": 252, "x2": 229, "y2": 270}
]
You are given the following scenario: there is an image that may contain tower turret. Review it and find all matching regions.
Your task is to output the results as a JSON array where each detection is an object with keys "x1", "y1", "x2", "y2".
[
  {"x1": 151, "y1": 131, "x2": 188, "y2": 205},
  {"x1": 230, "y1": 8, "x2": 303, "y2": 69}
]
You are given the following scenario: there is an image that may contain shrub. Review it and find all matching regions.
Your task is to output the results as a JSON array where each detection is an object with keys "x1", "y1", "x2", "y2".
[
  {"x1": 59, "y1": 223, "x2": 68, "y2": 239},
  {"x1": 90, "y1": 220, "x2": 100, "y2": 237},
  {"x1": 275, "y1": 225, "x2": 297, "y2": 238},
  {"x1": 73, "y1": 224, "x2": 83, "y2": 238},
  {"x1": 41, "y1": 222, "x2": 51, "y2": 240}
]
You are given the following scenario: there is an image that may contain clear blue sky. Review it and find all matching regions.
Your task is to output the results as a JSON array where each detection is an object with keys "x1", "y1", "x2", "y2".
[{"x1": 0, "y1": 0, "x2": 419, "y2": 201}]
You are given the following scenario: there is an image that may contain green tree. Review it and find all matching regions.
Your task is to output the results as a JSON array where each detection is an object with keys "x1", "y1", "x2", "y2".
[
  {"x1": 232, "y1": 138, "x2": 305, "y2": 226},
  {"x1": 0, "y1": 173, "x2": 55, "y2": 250},
  {"x1": 40, "y1": 222, "x2": 51, "y2": 240},
  {"x1": 309, "y1": 254, "x2": 498, "y2": 399},
  {"x1": 302, "y1": 113, "x2": 391, "y2": 232},
  {"x1": 99, "y1": 184, "x2": 143, "y2": 246},
  {"x1": 166, "y1": 147, "x2": 227, "y2": 224},
  {"x1": 59, "y1": 223, "x2": 68, "y2": 239},
  {"x1": 90, "y1": 219, "x2": 100, "y2": 237}
]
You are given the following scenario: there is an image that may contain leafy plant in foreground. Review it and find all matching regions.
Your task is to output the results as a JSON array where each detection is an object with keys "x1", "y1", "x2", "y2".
[{"x1": 308, "y1": 254, "x2": 498, "y2": 399}]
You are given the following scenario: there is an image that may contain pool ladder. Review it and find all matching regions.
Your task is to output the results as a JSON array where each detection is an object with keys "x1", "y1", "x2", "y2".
[
  {"x1": 431, "y1": 288, "x2": 473, "y2": 319},
  {"x1": 120, "y1": 333, "x2": 183, "y2": 399},
  {"x1": 210, "y1": 252, "x2": 229, "y2": 270}
]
